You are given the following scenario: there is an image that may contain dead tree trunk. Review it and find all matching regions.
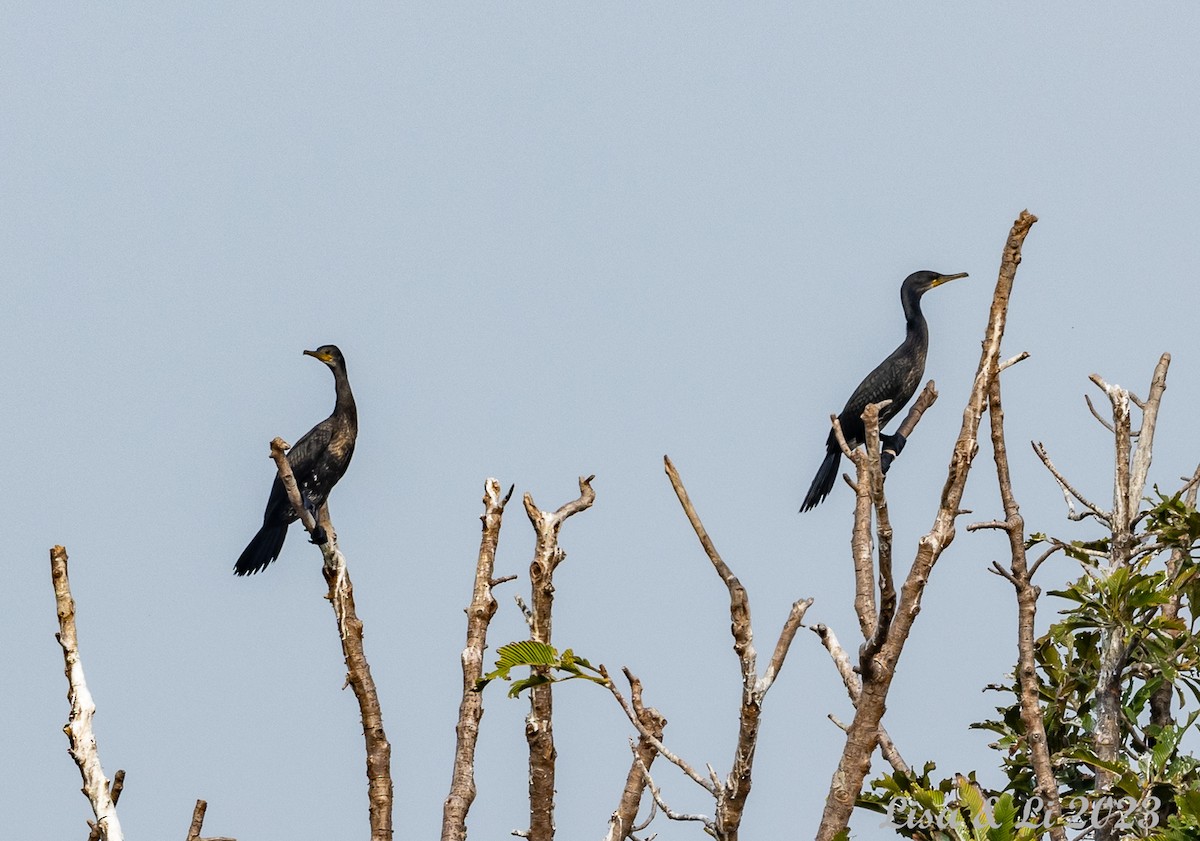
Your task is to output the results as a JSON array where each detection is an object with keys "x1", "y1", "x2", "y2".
[{"x1": 523, "y1": 477, "x2": 596, "y2": 841}]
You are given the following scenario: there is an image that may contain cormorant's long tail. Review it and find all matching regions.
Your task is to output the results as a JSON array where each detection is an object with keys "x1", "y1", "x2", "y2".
[
  {"x1": 801, "y1": 448, "x2": 841, "y2": 512},
  {"x1": 235, "y1": 521, "x2": 288, "y2": 576}
]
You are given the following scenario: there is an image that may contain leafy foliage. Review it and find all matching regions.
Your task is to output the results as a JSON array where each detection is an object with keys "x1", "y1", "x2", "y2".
[
  {"x1": 478, "y1": 640, "x2": 605, "y2": 698},
  {"x1": 866, "y1": 489, "x2": 1200, "y2": 837}
]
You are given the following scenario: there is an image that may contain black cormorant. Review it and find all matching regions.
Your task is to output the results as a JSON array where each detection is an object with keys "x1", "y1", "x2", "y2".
[
  {"x1": 800, "y1": 270, "x2": 967, "y2": 512},
  {"x1": 235, "y1": 345, "x2": 358, "y2": 575}
]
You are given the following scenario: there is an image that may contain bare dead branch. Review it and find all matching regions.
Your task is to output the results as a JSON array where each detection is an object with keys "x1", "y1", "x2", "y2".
[
  {"x1": 442, "y1": 479, "x2": 513, "y2": 841},
  {"x1": 602, "y1": 672, "x2": 668, "y2": 841},
  {"x1": 983, "y1": 359, "x2": 1065, "y2": 840},
  {"x1": 848, "y1": 390, "x2": 937, "y2": 655},
  {"x1": 636, "y1": 759, "x2": 716, "y2": 833},
  {"x1": 831, "y1": 414, "x2": 854, "y2": 459},
  {"x1": 816, "y1": 209, "x2": 1038, "y2": 840},
  {"x1": 988, "y1": 560, "x2": 1020, "y2": 586},
  {"x1": 812, "y1": 624, "x2": 858, "y2": 698},
  {"x1": 1085, "y1": 393, "x2": 1117, "y2": 434},
  {"x1": 1028, "y1": 543, "x2": 1064, "y2": 580},
  {"x1": 967, "y1": 520, "x2": 1010, "y2": 532},
  {"x1": 87, "y1": 772, "x2": 125, "y2": 841},
  {"x1": 759, "y1": 598, "x2": 813, "y2": 694},
  {"x1": 51, "y1": 546, "x2": 124, "y2": 841},
  {"x1": 848, "y1": 411, "x2": 878, "y2": 641},
  {"x1": 184, "y1": 800, "x2": 236, "y2": 841},
  {"x1": 893, "y1": 380, "x2": 939, "y2": 442},
  {"x1": 663, "y1": 455, "x2": 812, "y2": 840},
  {"x1": 861, "y1": 403, "x2": 895, "y2": 673},
  {"x1": 997, "y1": 351, "x2": 1030, "y2": 373},
  {"x1": 270, "y1": 442, "x2": 392, "y2": 841},
  {"x1": 602, "y1": 667, "x2": 714, "y2": 794},
  {"x1": 811, "y1": 624, "x2": 909, "y2": 777},
  {"x1": 1127, "y1": 353, "x2": 1170, "y2": 509},
  {"x1": 1032, "y1": 441, "x2": 1110, "y2": 524},
  {"x1": 523, "y1": 476, "x2": 597, "y2": 841}
]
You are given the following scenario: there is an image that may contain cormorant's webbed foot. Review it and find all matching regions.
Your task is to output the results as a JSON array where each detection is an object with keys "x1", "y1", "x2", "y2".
[
  {"x1": 880, "y1": 432, "x2": 907, "y2": 474},
  {"x1": 310, "y1": 524, "x2": 328, "y2": 545}
]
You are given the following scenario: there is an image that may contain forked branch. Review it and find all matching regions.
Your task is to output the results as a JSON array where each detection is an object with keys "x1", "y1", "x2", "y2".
[
  {"x1": 663, "y1": 455, "x2": 812, "y2": 841},
  {"x1": 523, "y1": 477, "x2": 596, "y2": 841}
]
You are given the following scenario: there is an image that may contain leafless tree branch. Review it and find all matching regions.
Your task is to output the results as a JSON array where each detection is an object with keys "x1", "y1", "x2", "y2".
[
  {"x1": 270, "y1": 438, "x2": 392, "y2": 841},
  {"x1": 982, "y1": 354, "x2": 1065, "y2": 841},
  {"x1": 893, "y1": 381, "x2": 939, "y2": 442},
  {"x1": 50, "y1": 546, "x2": 124, "y2": 841},
  {"x1": 662, "y1": 455, "x2": 812, "y2": 840},
  {"x1": 1032, "y1": 440, "x2": 1110, "y2": 524},
  {"x1": 183, "y1": 799, "x2": 236, "y2": 841},
  {"x1": 860, "y1": 403, "x2": 896, "y2": 673},
  {"x1": 442, "y1": 479, "x2": 514, "y2": 841},
  {"x1": 602, "y1": 672, "x2": 668, "y2": 841},
  {"x1": 636, "y1": 759, "x2": 716, "y2": 833},
  {"x1": 997, "y1": 351, "x2": 1030, "y2": 373},
  {"x1": 602, "y1": 667, "x2": 714, "y2": 795},
  {"x1": 1127, "y1": 353, "x2": 1170, "y2": 509},
  {"x1": 849, "y1": 411, "x2": 879, "y2": 641},
  {"x1": 811, "y1": 624, "x2": 909, "y2": 777},
  {"x1": 86, "y1": 772, "x2": 125, "y2": 841},
  {"x1": 1085, "y1": 393, "x2": 1117, "y2": 433}
]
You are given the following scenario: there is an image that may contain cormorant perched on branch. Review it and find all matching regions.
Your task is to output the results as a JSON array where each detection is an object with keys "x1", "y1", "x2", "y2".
[
  {"x1": 800, "y1": 270, "x2": 967, "y2": 512},
  {"x1": 235, "y1": 345, "x2": 358, "y2": 575}
]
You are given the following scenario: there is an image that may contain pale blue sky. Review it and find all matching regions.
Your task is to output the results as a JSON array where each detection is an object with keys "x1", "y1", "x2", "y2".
[{"x1": 4, "y1": 5, "x2": 1199, "y2": 839}]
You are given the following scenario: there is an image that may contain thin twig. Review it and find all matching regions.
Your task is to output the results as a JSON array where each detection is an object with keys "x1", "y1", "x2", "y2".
[
  {"x1": 636, "y1": 758, "x2": 716, "y2": 832},
  {"x1": 1085, "y1": 394, "x2": 1117, "y2": 433},
  {"x1": 603, "y1": 667, "x2": 715, "y2": 795},
  {"x1": 1032, "y1": 441, "x2": 1110, "y2": 524}
]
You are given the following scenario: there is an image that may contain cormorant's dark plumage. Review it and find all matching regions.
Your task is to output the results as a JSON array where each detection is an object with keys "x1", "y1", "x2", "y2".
[
  {"x1": 800, "y1": 270, "x2": 966, "y2": 512},
  {"x1": 235, "y1": 345, "x2": 358, "y2": 575}
]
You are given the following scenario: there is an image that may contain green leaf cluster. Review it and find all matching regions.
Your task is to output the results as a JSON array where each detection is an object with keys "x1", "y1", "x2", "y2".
[
  {"x1": 867, "y1": 489, "x2": 1200, "y2": 837},
  {"x1": 477, "y1": 640, "x2": 605, "y2": 698}
]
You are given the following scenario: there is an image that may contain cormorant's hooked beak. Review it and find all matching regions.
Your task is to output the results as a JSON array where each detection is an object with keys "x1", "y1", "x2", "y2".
[
  {"x1": 303, "y1": 348, "x2": 334, "y2": 363},
  {"x1": 930, "y1": 272, "x2": 969, "y2": 288}
]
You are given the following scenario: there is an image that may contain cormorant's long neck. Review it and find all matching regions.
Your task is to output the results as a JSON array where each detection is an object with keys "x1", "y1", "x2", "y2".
[
  {"x1": 332, "y1": 366, "x2": 357, "y2": 428},
  {"x1": 901, "y1": 289, "x2": 929, "y2": 350}
]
